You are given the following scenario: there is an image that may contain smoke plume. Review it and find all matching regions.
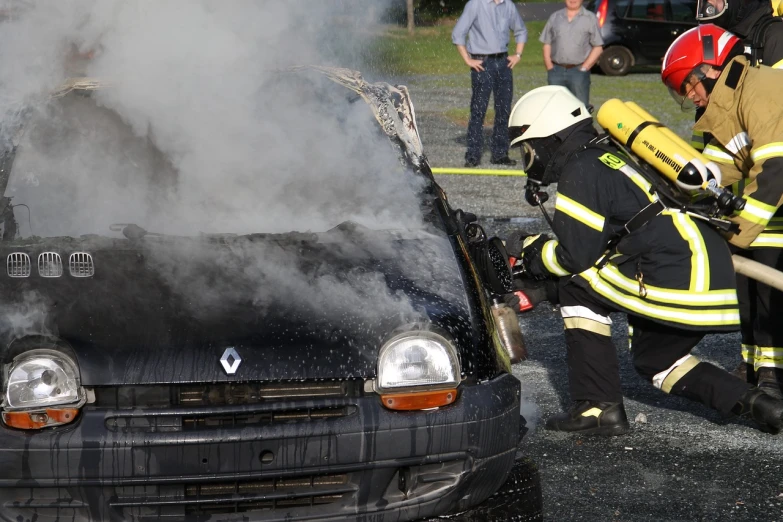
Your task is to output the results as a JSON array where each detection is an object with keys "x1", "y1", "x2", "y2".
[{"x1": 0, "y1": 1, "x2": 466, "y2": 332}]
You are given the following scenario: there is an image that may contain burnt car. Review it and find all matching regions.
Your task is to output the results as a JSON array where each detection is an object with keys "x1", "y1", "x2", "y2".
[
  {"x1": 0, "y1": 69, "x2": 542, "y2": 521},
  {"x1": 588, "y1": 0, "x2": 697, "y2": 75}
]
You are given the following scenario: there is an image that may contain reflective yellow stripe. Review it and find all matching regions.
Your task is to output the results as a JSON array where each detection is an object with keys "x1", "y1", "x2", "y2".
[
  {"x1": 738, "y1": 197, "x2": 777, "y2": 226},
  {"x1": 725, "y1": 132, "x2": 751, "y2": 154},
  {"x1": 578, "y1": 267, "x2": 740, "y2": 326},
  {"x1": 751, "y1": 142, "x2": 783, "y2": 162},
  {"x1": 563, "y1": 317, "x2": 612, "y2": 336},
  {"x1": 749, "y1": 233, "x2": 783, "y2": 248},
  {"x1": 764, "y1": 217, "x2": 783, "y2": 231},
  {"x1": 691, "y1": 130, "x2": 705, "y2": 151},
  {"x1": 772, "y1": 58, "x2": 783, "y2": 69},
  {"x1": 619, "y1": 165, "x2": 657, "y2": 203},
  {"x1": 555, "y1": 194, "x2": 605, "y2": 232},
  {"x1": 702, "y1": 144, "x2": 734, "y2": 164},
  {"x1": 742, "y1": 344, "x2": 783, "y2": 368},
  {"x1": 581, "y1": 407, "x2": 602, "y2": 418},
  {"x1": 598, "y1": 263, "x2": 737, "y2": 305},
  {"x1": 659, "y1": 355, "x2": 701, "y2": 393},
  {"x1": 742, "y1": 344, "x2": 753, "y2": 364},
  {"x1": 541, "y1": 239, "x2": 570, "y2": 276},
  {"x1": 670, "y1": 212, "x2": 708, "y2": 292}
]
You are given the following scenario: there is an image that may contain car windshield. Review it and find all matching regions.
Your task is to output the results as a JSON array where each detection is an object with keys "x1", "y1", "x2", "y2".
[{"x1": 0, "y1": 72, "x2": 429, "y2": 241}]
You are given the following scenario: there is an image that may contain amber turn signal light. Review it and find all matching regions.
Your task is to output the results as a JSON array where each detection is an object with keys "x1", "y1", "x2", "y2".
[
  {"x1": 380, "y1": 389, "x2": 457, "y2": 411},
  {"x1": 2, "y1": 408, "x2": 80, "y2": 430}
]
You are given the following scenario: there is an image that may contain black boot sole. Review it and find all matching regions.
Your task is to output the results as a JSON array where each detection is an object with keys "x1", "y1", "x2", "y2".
[{"x1": 545, "y1": 423, "x2": 630, "y2": 436}]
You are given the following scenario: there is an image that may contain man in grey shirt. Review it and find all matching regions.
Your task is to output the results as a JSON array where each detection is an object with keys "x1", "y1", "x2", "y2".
[
  {"x1": 540, "y1": 0, "x2": 603, "y2": 105},
  {"x1": 452, "y1": 0, "x2": 527, "y2": 167}
]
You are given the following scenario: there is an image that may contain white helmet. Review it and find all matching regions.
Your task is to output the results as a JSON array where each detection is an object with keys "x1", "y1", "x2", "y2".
[{"x1": 509, "y1": 86, "x2": 591, "y2": 148}]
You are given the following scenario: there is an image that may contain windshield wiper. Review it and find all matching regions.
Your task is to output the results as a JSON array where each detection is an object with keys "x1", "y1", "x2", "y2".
[{"x1": 109, "y1": 223, "x2": 162, "y2": 240}]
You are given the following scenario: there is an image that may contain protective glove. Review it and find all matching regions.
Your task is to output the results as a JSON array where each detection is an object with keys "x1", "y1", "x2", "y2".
[
  {"x1": 517, "y1": 233, "x2": 550, "y2": 280},
  {"x1": 512, "y1": 277, "x2": 560, "y2": 307},
  {"x1": 501, "y1": 292, "x2": 521, "y2": 310},
  {"x1": 504, "y1": 230, "x2": 536, "y2": 259},
  {"x1": 524, "y1": 183, "x2": 549, "y2": 208}
]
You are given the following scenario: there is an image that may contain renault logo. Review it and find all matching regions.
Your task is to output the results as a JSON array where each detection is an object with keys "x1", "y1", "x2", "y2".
[{"x1": 220, "y1": 347, "x2": 242, "y2": 375}]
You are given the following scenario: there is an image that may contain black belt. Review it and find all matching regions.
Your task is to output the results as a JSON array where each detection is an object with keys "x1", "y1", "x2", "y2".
[
  {"x1": 471, "y1": 52, "x2": 508, "y2": 59},
  {"x1": 553, "y1": 62, "x2": 581, "y2": 69},
  {"x1": 595, "y1": 200, "x2": 666, "y2": 270},
  {"x1": 624, "y1": 200, "x2": 666, "y2": 234}
]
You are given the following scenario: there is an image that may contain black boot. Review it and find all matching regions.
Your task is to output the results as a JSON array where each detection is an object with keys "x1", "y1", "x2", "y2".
[
  {"x1": 730, "y1": 361, "x2": 754, "y2": 384},
  {"x1": 756, "y1": 367, "x2": 783, "y2": 400},
  {"x1": 732, "y1": 388, "x2": 783, "y2": 434},
  {"x1": 545, "y1": 400, "x2": 630, "y2": 436}
]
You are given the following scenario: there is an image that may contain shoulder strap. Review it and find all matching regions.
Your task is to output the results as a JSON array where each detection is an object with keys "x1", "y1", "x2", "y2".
[{"x1": 748, "y1": 16, "x2": 783, "y2": 65}]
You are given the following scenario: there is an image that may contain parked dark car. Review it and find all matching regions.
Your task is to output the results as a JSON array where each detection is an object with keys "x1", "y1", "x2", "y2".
[
  {"x1": 0, "y1": 69, "x2": 542, "y2": 521},
  {"x1": 588, "y1": 0, "x2": 698, "y2": 75}
]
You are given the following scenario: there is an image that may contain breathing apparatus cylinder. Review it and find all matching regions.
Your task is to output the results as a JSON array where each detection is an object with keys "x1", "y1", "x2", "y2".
[
  {"x1": 596, "y1": 99, "x2": 721, "y2": 192},
  {"x1": 624, "y1": 101, "x2": 725, "y2": 185}
]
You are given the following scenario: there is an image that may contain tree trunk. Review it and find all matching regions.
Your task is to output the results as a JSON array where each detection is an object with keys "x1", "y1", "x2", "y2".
[{"x1": 407, "y1": 0, "x2": 415, "y2": 34}]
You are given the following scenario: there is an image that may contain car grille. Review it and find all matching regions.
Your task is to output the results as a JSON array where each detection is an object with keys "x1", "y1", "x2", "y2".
[
  {"x1": 107, "y1": 474, "x2": 355, "y2": 516},
  {"x1": 37, "y1": 252, "x2": 63, "y2": 277},
  {"x1": 68, "y1": 252, "x2": 94, "y2": 277},
  {"x1": 6, "y1": 252, "x2": 30, "y2": 277},
  {"x1": 95, "y1": 380, "x2": 362, "y2": 432}
]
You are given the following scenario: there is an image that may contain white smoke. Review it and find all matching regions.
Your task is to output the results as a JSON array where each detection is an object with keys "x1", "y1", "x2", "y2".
[
  {"x1": 0, "y1": 1, "x2": 467, "y2": 331},
  {"x1": 1, "y1": 0, "x2": 422, "y2": 238},
  {"x1": 0, "y1": 291, "x2": 55, "y2": 343}
]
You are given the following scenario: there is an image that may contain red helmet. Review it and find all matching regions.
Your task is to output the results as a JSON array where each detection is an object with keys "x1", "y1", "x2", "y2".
[{"x1": 661, "y1": 24, "x2": 741, "y2": 105}]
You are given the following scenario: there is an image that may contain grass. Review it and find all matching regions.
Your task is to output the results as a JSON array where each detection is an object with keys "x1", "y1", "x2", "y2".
[
  {"x1": 366, "y1": 20, "x2": 695, "y2": 137},
  {"x1": 367, "y1": 21, "x2": 547, "y2": 76}
]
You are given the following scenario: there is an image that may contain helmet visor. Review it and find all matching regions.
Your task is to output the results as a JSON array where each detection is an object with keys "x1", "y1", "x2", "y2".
[
  {"x1": 665, "y1": 65, "x2": 709, "y2": 110},
  {"x1": 518, "y1": 138, "x2": 557, "y2": 184},
  {"x1": 695, "y1": 0, "x2": 727, "y2": 20},
  {"x1": 668, "y1": 86, "x2": 698, "y2": 111}
]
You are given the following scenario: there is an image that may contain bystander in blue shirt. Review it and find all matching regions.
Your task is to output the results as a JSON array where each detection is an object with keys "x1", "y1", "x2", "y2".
[{"x1": 452, "y1": 0, "x2": 527, "y2": 167}]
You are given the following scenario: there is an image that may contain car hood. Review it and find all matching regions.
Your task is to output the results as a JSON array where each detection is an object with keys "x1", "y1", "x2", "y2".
[{"x1": 0, "y1": 224, "x2": 478, "y2": 385}]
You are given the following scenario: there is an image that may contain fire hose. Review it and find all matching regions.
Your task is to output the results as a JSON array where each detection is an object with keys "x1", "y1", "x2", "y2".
[{"x1": 732, "y1": 255, "x2": 783, "y2": 293}]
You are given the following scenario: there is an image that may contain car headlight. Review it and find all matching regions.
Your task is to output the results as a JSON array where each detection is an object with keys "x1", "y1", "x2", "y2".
[
  {"x1": 2, "y1": 349, "x2": 84, "y2": 429},
  {"x1": 377, "y1": 329, "x2": 461, "y2": 411}
]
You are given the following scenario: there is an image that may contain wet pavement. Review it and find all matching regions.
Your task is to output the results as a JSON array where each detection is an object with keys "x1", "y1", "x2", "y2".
[{"x1": 404, "y1": 77, "x2": 783, "y2": 521}]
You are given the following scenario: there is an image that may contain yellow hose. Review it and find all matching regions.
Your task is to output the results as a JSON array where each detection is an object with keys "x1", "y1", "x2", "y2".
[
  {"x1": 431, "y1": 167, "x2": 527, "y2": 177},
  {"x1": 732, "y1": 255, "x2": 783, "y2": 292}
]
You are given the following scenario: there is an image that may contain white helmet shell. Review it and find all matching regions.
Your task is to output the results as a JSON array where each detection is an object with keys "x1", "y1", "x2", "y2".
[{"x1": 508, "y1": 86, "x2": 592, "y2": 147}]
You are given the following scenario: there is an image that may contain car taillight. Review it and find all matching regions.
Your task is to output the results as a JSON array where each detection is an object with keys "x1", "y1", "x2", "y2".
[{"x1": 597, "y1": 0, "x2": 608, "y2": 27}]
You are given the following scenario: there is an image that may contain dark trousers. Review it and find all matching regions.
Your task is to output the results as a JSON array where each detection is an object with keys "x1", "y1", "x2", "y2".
[
  {"x1": 737, "y1": 247, "x2": 783, "y2": 376},
  {"x1": 560, "y1": 282, "x2": 750, "y2": 415},
  {"x1": 466, "y1": 56, "x2": 513, "y2": 164},
  {"x1": 547, "y1": 65, "x2": 591, "y2": 106}
]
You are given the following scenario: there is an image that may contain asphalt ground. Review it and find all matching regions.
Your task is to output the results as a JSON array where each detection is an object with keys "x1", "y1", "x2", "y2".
[{"x1": 405, "y1": 75, "x2": 783, "y2": 521}]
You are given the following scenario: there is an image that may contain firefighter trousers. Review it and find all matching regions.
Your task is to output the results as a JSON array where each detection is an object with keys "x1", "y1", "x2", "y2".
[
  {"x1": 737, "y1": 248, "x2": 783, "y2": 377},
  {"x1": 560, "y1": 281, "x2": 751, "y2": 415}
]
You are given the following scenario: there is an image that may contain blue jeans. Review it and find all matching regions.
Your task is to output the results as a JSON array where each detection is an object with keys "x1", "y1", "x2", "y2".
[
  {"x1": 547, "y1": 65, "x2": 591, "y2": 106},
  {"x1": 466, "y1": 56, "x2": 513, "y2": 163}
]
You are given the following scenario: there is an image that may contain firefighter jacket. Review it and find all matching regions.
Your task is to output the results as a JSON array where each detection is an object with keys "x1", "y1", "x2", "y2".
[
  {"x1": 525, "y1": 146, "x2": 740, "y2": 331},
  {"x1": 695, "y1": 56, "x2": 783, "y2": 249}
]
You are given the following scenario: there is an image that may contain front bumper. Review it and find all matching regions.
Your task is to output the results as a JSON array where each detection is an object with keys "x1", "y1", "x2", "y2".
[{"x1": 0, "y1": 373, "x2": 521, "y2": 522}]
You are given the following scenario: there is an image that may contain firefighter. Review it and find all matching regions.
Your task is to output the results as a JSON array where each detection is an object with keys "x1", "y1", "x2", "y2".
[
  {"x1": 690, "y1": 0, "x2": 783, "y2": 155},
  {"x1": 662, "y1": 25, "x2": 783, "y2": 400},
  {"x1": 689, "y1": 1, "x2": 783, "y2": 393},
  {"x1": 508, "y1": 85, "x2": 783, "y2": 435}
]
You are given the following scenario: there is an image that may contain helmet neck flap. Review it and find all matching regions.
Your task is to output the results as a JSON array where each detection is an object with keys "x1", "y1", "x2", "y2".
[{"x1": 521, "y1": 120, "x2": 597, "y2": 186}]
